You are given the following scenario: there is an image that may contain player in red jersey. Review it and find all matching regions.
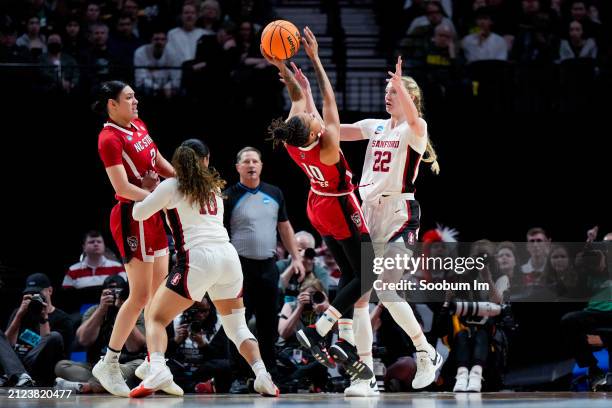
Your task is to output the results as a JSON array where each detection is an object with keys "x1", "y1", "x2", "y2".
[
  {"x1": 92, "y1": 81, "x2": 181, "y2": 397},
  {"x1": 263, "y1": 27, "x2": 376, "y2": 384}
]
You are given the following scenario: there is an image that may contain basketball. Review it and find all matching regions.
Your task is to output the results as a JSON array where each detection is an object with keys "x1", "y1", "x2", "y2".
[{"x1": 261, "y1": 20, "x2": 301, "y2": 60}]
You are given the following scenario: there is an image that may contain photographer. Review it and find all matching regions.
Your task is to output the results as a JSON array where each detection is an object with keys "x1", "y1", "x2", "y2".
[
  {"x1": 278, "y1": 234, "x2": 332, "y2": 292},
  {"x1": 5, "y1": 273, "x2": 72, "y2": 386},
  {"x1": 277, "y1": 280, "x2": 330, "y2": 391},
  {"x1": 560, "y1": 246, "x2": 612, "y2": 389},
  {"x1": 54, "y1": 275, "x2": 145, "y2": 393},
  {"x1": 166, "y1": 298, "x2": 232, "y2": 393}
]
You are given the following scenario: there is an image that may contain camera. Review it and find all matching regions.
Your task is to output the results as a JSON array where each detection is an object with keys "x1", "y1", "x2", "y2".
[
  {"x1": 303, "y1": 291, "x2": 326, "y2": 312},
  {"x1": 181, "y1": 307, "x2": 203, "y2": 334},
  {"x1": 28, "y1": 293, "x2": 45, "y2": 316},
  {"x1": 105, "y1": 287, "x2": 123, "y2": 302}
]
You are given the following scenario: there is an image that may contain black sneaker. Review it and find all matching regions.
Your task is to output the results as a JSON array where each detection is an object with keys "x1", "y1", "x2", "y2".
[
  {"x1": 296, "y1": 325, "x2": 335, "y2": 368},
  {"x1": 229, "y1": 378, "x2": 249, "y2": 394},
  {"x1": 329, "y1": 340, "x2": 374, "y2": 381}
]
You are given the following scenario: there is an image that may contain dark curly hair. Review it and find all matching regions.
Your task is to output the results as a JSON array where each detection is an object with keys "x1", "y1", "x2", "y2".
[
  {"x1": 267, "y1": 116, "x2": 310, "y2": 148},
  {"x1": 172, "y1": 139, "x2": 226, "y2": 210}
]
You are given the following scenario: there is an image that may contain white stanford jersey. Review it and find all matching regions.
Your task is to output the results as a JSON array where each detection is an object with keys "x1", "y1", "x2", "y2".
[
  {"x1": 132, "y1": 178, "x2": 229, "y2": 252},
  {"x1": 356, "y1": 118, "x2": 428, "y2": 202}
]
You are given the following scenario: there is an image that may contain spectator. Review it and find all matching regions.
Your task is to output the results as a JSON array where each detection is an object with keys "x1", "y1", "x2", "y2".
[
  {"x1": 407, "y1": 1, "x2": 457, "y2": 37},
  {"x1": 62, "y1": 230, "x2": 125, "y2": 293},
  {"x1": 39, "y1": 33, "x2": 80, "y2": 93},
  {"x1": 560, "y1": 247, "x2": 612, "y2": 389},
  {"x1": 5, "y1": 273, "x2": 72, "y2": 386},
  {"x1": 0, "y1": 24, "x2": 30, "y2": 63},
  {"x1": 461, "y1": 7, "x2": 508, "y2": 62},
  {"x1": 166, "y1": 298, "x2": 231, "y2": 393},
  {"x1": 277, "y1": 231, "x2": 332, "y2": 292},
  {"x1": 197, "y1": 0, "x2": 221, "y2": 35},
  {"x1": 223, "y1": 146, "x2": 304, "y2": 393},
  {"x1": 84, "y1": 2, "x2": 102, "y2": 31},
  {"x1": 559, "y1": 20, "x2": 598, "y2": 61},
  {"x1": 521, "y1": 227, "x2": 551, "y2": 284},
  {"x1": 0, "y1": 329, "x2": 35, "y2": 387},
  {"x1": 277, "y1": 280, "x2": 329, "y2": 391},
  {"x1": 494, "y1": 241, "x2": 521, "y2": 301},
  {"x1": 21, "y1": 0, "x2": 55, "y2": 31},
  {"x1": 426, "y1": 23, "x2": 457, "y2": 67},
  {"x1": 62, "y1": 17, "x2": 87, "y2": 62},
  {"x1": 165, "y1": 3, "x2": 205, "y2": 81},
  {"x1": 134, "y1": 28, "x2": 179, "y2": 96},
  {"x1": 54, "y1": 275, "x2": 145, "y2": 393},
  {"x1": 121, "y1": 0, "x2": 147, "y2": 40},
  {"x1": 16, "y1": 15, "x2": 47, "y2": 58},
  {"x1": 83, "y1": 23, "x2": 119, "y2": 87},
  {"x1": 542, "y1": 244, "x2": 577, "y2": 297},
  {"x1": 567, "y1": 0, "x2": 601, "y2": 40},
  {"x1": 108, "y1": 13, "x2": 142, "y2": 71}
]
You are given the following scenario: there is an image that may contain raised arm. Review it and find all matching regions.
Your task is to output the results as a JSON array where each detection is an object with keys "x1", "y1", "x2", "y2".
[
  {"x1": 261, "y1": 46, "x2": 306, "y2": 117},
  {"x1": 302, "y1": 27, "x2": 341, "y2": 162},
  {"x1": 388, "y1": 56, "x2": 426, "y2": 138}
]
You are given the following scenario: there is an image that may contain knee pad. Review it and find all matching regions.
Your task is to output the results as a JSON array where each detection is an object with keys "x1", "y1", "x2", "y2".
[{"x1": 219, "y1": 307, "x2": 256, "y2": 348}]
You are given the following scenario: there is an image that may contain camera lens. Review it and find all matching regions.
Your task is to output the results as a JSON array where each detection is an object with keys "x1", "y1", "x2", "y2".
[{"x1": 311, "y1": 291, "x2": 325, "y2": 304}]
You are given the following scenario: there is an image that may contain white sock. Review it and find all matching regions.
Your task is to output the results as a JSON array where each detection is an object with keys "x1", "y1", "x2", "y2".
[
  {"x1": 103, "y1": 348, "x2": 120, "y2": 364},
  {"x1": 338, "y1": 318, "x2": 355, "y2": 346},
  {"x1": 384, "y1": 302, "x2": 435, "y2": 358},
  {"x1": 315, "y1": 306, "x2": 341, "y2": 337},
  {"x1": 251, "y1": 359, "x2": 267, "y2": 377},
  {"x1": 353, "y1": 306, "x2": 373, "y2": 371},
  {"x1": 149, "y1": 352, "x2": 166, "y2": 372},
  {"x1": 470, "y1": 365, "x2": 482, "y2": 377}
]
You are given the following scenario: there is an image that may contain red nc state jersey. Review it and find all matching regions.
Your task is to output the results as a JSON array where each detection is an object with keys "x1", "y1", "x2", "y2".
[
  {"x1": 98, "y1": 118, "x2": 159, "y2": 202},
  {"x1": 285, "y1": 134, "x2": 354, "y2": 195}
]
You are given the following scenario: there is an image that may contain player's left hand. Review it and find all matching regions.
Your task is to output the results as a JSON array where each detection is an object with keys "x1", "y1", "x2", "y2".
[
  {"x1": 290, "y1": 258, "x2": 306, "y2": 282},
  {"x1": 387, "y1": 56, "x2": 403, "y2": 90},
  {"x1": 141, "y1": 170, "x2": 160, "y2": 191}
]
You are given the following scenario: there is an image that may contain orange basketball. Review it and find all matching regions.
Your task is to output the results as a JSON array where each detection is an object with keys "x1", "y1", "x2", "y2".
[{"x1": 261, "y1": 20, "x2": 301, "y2": 60}]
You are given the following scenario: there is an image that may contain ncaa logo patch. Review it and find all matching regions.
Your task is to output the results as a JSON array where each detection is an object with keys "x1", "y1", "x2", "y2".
[
  {"x1": 374, "y1": 125, "x2": 384, "y2": 135},
  {"x1": 351, "y1": 212, "x2": 362, "y2": 228},
  {"x1": 263, "y1": 197, "x2": 270, "y2": 204},
  {"x1": 127, "y1": 236, "x2": 138, "y2": 252},
  {"x1": 170, "y1": 273, "x2": 181, "y2": 286}
]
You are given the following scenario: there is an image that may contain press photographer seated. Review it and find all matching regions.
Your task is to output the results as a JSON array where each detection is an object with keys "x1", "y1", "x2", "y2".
[
  {"x1": 166, "y1": 298, "x2": 232, "y2": 393},
  {"x1": 277, "y1": 280, "x2": 330, "y2": 391},
  {"x1": 4, "y1": 273, "x2": 72, "y2": 386},
  {"x1": 54, "y1": 275, "x2": 145, "y2": 393}
]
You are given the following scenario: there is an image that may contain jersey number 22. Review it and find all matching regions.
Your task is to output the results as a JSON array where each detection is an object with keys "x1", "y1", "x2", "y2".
[{"x1": 373, "y1": 151, "x2": 391, "y2": 172}]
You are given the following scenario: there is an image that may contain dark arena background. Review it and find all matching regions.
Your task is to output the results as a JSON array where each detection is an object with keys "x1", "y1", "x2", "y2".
[{"x1": 0, "y1": 0, "x2": 610, "y2": 407}]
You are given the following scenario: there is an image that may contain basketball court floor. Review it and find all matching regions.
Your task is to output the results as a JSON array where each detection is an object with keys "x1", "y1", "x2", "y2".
[{"x1": 1, "y1": 392, "x2": 610, "y2": 408}]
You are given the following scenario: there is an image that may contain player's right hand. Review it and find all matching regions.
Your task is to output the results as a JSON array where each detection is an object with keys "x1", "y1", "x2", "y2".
[{"x1": 302, "y1": 26, "x2": 319, "y2": 60}]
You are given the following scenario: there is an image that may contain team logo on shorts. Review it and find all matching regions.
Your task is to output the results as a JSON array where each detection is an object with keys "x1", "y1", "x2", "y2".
[
  {"x1": 170, "y1": 273, "x2": 181, "y2": 286},
  {"x1": 127, "y1": 236, "x2": 138, "y2": 252},
  {"x1": 351, "y1": 212, "x2": 362, "y2": 228},
  {"x1": 300, "y1": 152, "x2": 305, "y2": 159},
  {"x1": 406, "y1": 231, "x2": 415, "y2": 246}
]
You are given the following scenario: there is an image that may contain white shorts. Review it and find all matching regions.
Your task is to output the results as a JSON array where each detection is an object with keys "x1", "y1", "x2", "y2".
[
  {"x1": 166, "y1": 242, "x2": 243, "y2": 301},
  {"x1": 362, "y1": 194, "x2": 421, "y2": 257}
]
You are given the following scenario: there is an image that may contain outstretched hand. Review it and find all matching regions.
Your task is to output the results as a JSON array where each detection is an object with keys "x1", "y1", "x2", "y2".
[
  {"x1": 387, "y1": 56, "x2": 403, "y2": 90},
  {"x1": 260, "y1": 45, "x2": 285, "y2": 70},
  {"x1": 279, "y1": 61, "x2": 311, "y2": 92},
  {"x1": 301, "y1": 26, "x2": 319, "y2": 60}
]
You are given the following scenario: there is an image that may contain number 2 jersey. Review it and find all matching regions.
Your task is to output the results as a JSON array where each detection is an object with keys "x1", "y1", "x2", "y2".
[
  {"x1": 98, "y1": 118, "x2": 159, "y2": 202},
  {"x1": 356, "y1": 118, "x2": 428, "y2": 202},
  {"x1": 284, "y1": 132, "x2": 355, "y2": 196}
]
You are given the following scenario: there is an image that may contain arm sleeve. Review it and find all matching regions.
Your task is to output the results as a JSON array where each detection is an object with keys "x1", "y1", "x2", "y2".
[
  {"x1": 132, "y1": 179, "x2": 176, "y2": 221},
  {"x1": 98, "y1": 133, "x2": 124, "y2": 168},
  {"x1": 276, "y1": 188, "x2": 288, "y2": 222},
  {"x1": 354, "y1": 119, "x2": 379, "y2": 140}
]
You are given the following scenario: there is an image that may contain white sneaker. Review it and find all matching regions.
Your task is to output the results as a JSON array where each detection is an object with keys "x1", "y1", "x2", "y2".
[
  {"x1": 466, "y1": 372, "x2": 482, "y2": 392},
  {"x1": 411, "y1": 350, "x2": 443, "y2": 389},
  {"x1": 344, "y1": 376, "x2": 380, "y2": 397},
  {"x1": 130, "y1": 365, "x2": 173, "y2": 398},
  {"x1": 54, "y1": 377, "x2": 84, "y2": 393},
  {"x1": 453, "y1": 368, "x2": 469, "y2": 392},
  {"x1": 92, "y1": 359, "x2": 130, "y2": 397},
  {"x1": 135, "y1": 360, "x2": 184, "y2": 396},
  {"x1": 253, "y1": 372, "x2": 279, "y2": 397}
]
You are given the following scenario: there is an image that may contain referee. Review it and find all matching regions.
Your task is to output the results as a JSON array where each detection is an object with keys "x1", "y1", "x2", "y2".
[{"x1": 224, "y1": 146, "x2": 304, "y2": 391}]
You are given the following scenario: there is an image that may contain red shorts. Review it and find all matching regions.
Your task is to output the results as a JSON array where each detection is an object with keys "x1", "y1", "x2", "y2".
[
  {"x1": 110, "y1": 202, "x2": 169, "y2": 263},
  {"x1": 307, "y1": 191, "x2": 369, "y2": 240}
]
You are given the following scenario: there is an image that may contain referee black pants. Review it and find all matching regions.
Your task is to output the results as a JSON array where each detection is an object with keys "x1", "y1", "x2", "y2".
[{"x1": 231, "y1": 256, "x2": 279, "y2": 378}]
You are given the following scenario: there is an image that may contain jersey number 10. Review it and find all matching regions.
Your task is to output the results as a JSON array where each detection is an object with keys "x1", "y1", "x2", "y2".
[
  {"x1": 373, "y1": 151, "x2": 391, "y2": 172},
  {"x1": 301, "y1": 163, "x2": 326, "y2": 182},
  {"x1": 200, "y1": 200, "x2": 218, "y2": 215}
]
